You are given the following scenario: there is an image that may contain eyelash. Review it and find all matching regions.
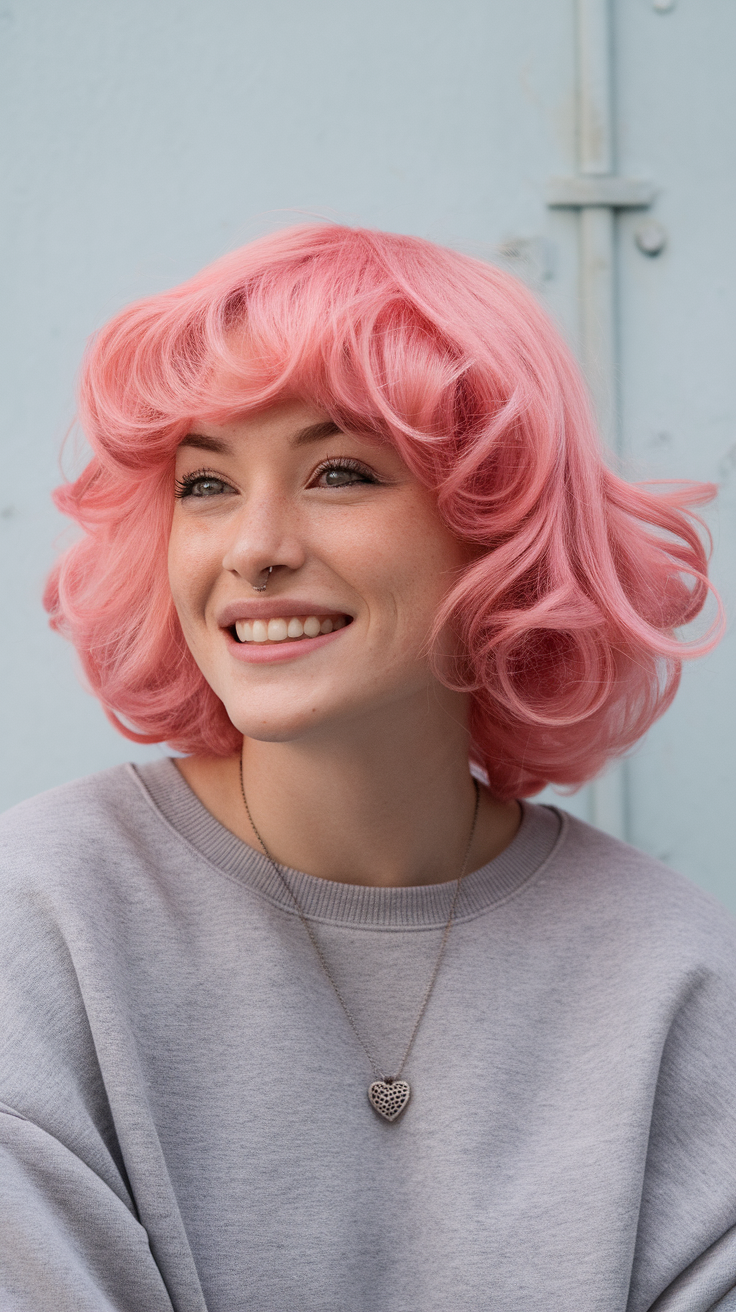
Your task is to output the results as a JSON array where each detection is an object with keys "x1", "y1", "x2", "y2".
[
  {"x1": 310, "y1": 456, "x2": 380, "y2": 487},
  {"x1": 174, "y1": 457, "x2": 380, "y2": 500},
  {"x1": 174, "y1": 468, "x2": 231, "y2": 499}
]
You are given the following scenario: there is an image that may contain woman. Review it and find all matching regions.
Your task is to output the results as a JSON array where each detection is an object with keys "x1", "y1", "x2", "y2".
[{"x1": 1, "y1": 224, "x2": 734, "y2": 1312}]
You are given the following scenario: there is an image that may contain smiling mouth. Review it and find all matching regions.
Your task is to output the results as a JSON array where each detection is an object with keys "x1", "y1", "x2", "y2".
[{"x1": 231, "y1": 615, "x2": 352, "y2": 644}]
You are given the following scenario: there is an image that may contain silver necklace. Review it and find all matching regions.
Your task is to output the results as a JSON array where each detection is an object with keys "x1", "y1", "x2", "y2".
[{"x1": 239, "y1": 759, "x2": 480, "y2": 1122}]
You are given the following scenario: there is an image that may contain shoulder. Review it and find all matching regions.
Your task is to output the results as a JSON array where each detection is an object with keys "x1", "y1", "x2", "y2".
[
  {"x1": 0, "y1": 760, "x2": 164, "y2": 845},
  {"x1": 0, "y1": 760, "x2": 177, "y2": 904},
  {"x1": 530, "y1": 804, "x2": 736, "y2": 976},
  {"x1": 0, "y1": 763, "x2": 182, "y2": 1142},
  {"x1": 0, "y1": 761, "x2": 186, "y2": 1051}
]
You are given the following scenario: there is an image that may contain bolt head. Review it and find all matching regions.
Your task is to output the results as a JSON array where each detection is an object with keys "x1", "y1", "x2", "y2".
[{"x1": 635, "y1": 220, "x2": 667, "y2": 256}]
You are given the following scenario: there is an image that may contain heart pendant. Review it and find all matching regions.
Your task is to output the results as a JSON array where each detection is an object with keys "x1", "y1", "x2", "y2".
[{"x1": 368, "y1": 1080, "x2": 411, "y2": 1122}]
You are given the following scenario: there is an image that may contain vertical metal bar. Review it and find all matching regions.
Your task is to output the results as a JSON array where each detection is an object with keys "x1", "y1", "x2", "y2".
[
  {"x1": 577, "y1": 0, "x2": 613, "y2": 174},
  {"x1": 579, "y1": 205, "x2": 616, "y2": 448},
  {"x1": 575, "y1": 0, "x2": 628, "y2": 840},
  {"x1": 576, "y1": 0, "x2": 616, "y2": 443}
]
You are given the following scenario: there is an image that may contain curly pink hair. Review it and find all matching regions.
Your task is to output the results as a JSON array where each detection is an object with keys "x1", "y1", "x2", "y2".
[{"x1": 45, "y1": 223, "x2": 720, "y2": 799}]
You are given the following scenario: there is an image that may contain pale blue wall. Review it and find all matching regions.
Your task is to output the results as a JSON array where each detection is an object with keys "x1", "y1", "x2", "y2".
[{"x1": 1, "y1": 2, "x2": 734, "y2": 904}]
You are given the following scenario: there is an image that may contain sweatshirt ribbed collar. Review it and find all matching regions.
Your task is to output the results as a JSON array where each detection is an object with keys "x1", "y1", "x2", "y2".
[{"x1": 131, "y1": 758, "x2": 563, "y2": 930}]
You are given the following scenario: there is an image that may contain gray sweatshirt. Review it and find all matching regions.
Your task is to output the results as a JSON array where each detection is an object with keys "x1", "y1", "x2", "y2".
[{"x1": 1, "y1": 758, "x2": 736, "y2": 1312}]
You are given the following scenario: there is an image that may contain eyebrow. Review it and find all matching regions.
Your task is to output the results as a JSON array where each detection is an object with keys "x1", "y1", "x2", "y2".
[
  {"x1": 178, "y1": 420, "x2": 343, "y2": 455},
  {"x1": 291, "y1": 420, "x2": 343, "y2": 447},
  {"x1": 178, "y1": 433, "x2": 231, "y2": 453}
]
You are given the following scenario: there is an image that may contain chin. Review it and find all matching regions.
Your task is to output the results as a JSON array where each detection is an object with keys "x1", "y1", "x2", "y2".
[{"x1": 222, "y1": 698, "x2": 348, "y2": 745}]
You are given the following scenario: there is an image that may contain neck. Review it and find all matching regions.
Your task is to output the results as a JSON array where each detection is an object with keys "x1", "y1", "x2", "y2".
[{"x1": 177, "y1": 690, "x2": 520, "y2": 888}]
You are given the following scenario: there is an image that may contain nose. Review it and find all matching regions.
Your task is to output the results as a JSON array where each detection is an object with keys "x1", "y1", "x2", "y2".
[{"x1": 221, "y1": 486, "x2": 307, "y2": 587}]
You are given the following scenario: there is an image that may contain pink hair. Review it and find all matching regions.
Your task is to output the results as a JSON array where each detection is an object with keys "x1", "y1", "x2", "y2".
[{"x1": 45, "y1": 223, "x2": 720, "y2": 799}]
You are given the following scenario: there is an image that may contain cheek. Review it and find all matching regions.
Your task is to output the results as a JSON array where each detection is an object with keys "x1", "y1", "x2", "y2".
[
  {"x1": 390, "y1": 497, "x2": 466, "y2": 584},
  {"x1": 167, "y1": 519, "x2": 217, "y2": 625},
  {"x1": 342, "y1": 497, "x2": 466, "y2": 629}
]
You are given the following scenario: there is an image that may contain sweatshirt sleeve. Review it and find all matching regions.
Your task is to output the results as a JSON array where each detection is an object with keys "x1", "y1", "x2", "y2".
[
  {"x1": 643, "y1": 1228, "x2": 736, "y2": 1311},
  {"x1": 627, "y1": 949, "x2": 736, "y2": 1312},
  {"x1": 0, "y1": 782, "x2": 213, "y2": 1312},
  {"x1": 0, "y1": 1104, "x2": 177, "y2": 1312}
]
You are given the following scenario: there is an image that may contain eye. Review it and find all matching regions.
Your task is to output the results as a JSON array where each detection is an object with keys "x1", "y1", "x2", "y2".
[
  {"x1": 175, "y1": 470, "x2": 233, "y2": 499},
  {"x1": 310, "y1": 457, "x2": 380, "y2": 489}
]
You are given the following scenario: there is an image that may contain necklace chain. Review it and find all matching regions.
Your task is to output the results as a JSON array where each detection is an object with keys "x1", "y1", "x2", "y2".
[{"x1": 238, "y1": 759, "x2": 481, "y2": 1083}]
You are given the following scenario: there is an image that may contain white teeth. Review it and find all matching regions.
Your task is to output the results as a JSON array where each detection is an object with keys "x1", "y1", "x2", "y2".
[
  {"x1": 267, "y1": 618, "x2": 288, "y2": 642},
  {"x1": 234, "y1": 615, "x2": 349, "y2": 643}
]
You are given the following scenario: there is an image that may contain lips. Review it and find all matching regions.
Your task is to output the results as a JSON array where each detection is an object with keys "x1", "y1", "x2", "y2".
[
  {"x1": 224, "y1": 618, "x2": 351, "y2": 664},
  {"x1": 215, "y1": 597, "x2": 354, "y2": 663}
]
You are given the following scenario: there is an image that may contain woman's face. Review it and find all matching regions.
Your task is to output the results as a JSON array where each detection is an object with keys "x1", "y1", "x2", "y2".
[{"x1": 168, "y1": 400, "x2": 470, "y2": 745}]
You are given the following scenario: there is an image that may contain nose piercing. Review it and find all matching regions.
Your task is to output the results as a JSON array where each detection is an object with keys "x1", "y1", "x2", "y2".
[{"x1": 251, "y1": 566, "x2": 273, "y2": 593}]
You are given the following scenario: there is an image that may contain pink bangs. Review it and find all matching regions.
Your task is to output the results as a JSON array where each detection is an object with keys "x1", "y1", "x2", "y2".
[{"x1": 44, "y1": 223, "x2": 721, "y2": 798}]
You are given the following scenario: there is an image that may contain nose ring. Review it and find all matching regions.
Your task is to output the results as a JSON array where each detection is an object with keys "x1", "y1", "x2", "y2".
[{"x1": 251, "y1": 566, "x2": 273, "y2": 593}]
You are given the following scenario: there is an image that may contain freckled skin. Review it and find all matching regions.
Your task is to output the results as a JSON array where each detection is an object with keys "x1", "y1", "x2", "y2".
[
  {"x1": 169, "y1": 401, "x2": 470, "y2": 745},
  {"x1": 170, "y1": 399, "x2": 520, "y2": 889}
]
